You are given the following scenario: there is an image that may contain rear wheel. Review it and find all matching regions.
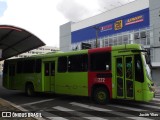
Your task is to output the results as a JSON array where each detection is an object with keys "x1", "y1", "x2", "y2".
[
  {"x1": 25, "y1": 84, "x2": 35, "y2": 96},
  {"x1": 93, "y1": 87, "x2": 110, "y2": 104}
]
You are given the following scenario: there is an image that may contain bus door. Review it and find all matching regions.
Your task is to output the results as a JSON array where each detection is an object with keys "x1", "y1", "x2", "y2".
[
  {"x1": 8, "y1": 64, "x2": 16, "y2": 89},
  {"x1": 44, "y1": 61, "x2": 55, "y2": 92},
  {"x1": 116, "y1": 56, "x2": 134, "y2": 99}
]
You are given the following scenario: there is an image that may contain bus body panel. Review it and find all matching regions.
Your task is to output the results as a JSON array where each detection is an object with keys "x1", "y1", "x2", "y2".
[
  {"x1": 112, "y1": 44, "x2": 154, "y2": 102},
  {"x1": 55, "y1": 72, "x2": 88, "y2": 96},
  {"x1": 88, "y1": 47, "x2": 112, "y2": 98},
  {"x1": 2, "y1": 44, "x2": 154, "y2": 103},
  {"x1": 88, "y1": 72, "x2": 112, "y2": 98}
]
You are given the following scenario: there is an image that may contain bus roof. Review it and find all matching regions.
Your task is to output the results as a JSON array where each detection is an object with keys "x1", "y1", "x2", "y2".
[{"x1": 6, "y1": 44, "x2": 141, "y2": 61}]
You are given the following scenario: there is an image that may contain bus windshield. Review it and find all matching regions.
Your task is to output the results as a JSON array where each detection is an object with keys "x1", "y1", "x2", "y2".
[{"x1": 142, "y1": 53, "x2": 152, "y2": 81}]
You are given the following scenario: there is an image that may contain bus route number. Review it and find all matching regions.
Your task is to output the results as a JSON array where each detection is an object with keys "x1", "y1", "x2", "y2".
[{"x1": 95, "y1": 78, "x2": 105, "y2": 83}]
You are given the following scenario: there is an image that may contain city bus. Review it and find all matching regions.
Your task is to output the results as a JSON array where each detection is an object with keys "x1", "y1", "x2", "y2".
[{"x1": 2, "y1": 44, "x2": 155, "y2": 104}]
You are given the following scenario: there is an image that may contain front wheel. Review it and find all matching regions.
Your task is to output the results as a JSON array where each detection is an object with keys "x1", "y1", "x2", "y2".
[
  {"x1": 25, "y1": 84, "x2": 35, "y2": 96},
  {"x1": 93, "y1": 87, "x2": 110, "y2": 104}
]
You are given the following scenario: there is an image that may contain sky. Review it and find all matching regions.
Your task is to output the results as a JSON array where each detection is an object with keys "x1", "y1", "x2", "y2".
[{"x1": 0, "y1": 0, "x2": 135, "y2": 48}]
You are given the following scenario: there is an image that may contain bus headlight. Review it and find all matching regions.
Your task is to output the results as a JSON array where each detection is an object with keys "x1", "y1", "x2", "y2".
[{"x1": 148, "y1": 83, "x2": 155, "y2": 92}]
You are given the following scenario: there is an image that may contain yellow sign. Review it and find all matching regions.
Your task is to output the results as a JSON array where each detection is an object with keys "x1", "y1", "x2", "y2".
[
  {"x1": 127, "y1": 15, "x2": 143, "y2": 23},
  {"x1": 114, "y1": 20, "x2": 123, "y2": 30}
]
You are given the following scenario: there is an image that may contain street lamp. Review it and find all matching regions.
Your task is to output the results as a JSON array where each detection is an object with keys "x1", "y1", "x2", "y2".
[{"x1": 93, "y1": 26, "x2": 100, "y2": 48}]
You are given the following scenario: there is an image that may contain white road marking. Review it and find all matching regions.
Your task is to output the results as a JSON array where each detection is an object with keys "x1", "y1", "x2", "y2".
[
  {"x1": 21, "y1": 99, "x2": 54, "y2": 106},
  {"x1": 127, "y1": 117, "x2": 155, "y2": 120},
  {"x1": 84, "y1": 117, "x2": 107, "y2": 120},
  {"x1": 53, "y1": 106, "x2": 109, "y2": 120},
  {"x1": 153, "y1": 98, "x2": 160, "y2": 102},
  {"x1": 108, "y1": 104, "x2": 146, "y2": 111},
  {"x1": 53, "y1": 106, "x2": 74, "y2": 111},
  {"x1": 47, "y1": 117, "x2": 68, "y2": 120},
  {"x1": 136, "y1": 103, "x2": 160, "y2": 110},
  {"x1": 70, "y1": 102, "x2": 154, "y2": 120},
  {"x1": 70, "y1": 102, "x2": 111, "y2": 111}
]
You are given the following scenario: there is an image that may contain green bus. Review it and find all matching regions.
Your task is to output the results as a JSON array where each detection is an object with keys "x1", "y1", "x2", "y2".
[{"x1": 3, "y1": 44, "x2": 155, "y2": 104}]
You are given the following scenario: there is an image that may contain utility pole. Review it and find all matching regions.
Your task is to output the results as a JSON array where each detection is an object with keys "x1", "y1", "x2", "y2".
[{"x1": 93, "y1": 26, "x2": 100, "y2": 48}]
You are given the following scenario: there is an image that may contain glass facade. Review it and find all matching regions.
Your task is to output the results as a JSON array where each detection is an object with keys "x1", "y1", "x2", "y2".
[{"x1": 71, "y1": 27, "x2": 152, "y2": 50}]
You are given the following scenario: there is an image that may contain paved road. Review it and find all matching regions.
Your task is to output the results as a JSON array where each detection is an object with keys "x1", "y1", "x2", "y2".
[{"x1": 0, "y1": 78, "x2": 160, "y2": 120}]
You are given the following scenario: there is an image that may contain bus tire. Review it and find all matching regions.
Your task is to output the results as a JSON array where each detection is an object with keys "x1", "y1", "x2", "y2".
[
  {"x1": 25, "y1": 84, "x2": 35, "y2": 97},
  {"x1": 93, "y1": 87, "x2": 109, "y2": 104}
]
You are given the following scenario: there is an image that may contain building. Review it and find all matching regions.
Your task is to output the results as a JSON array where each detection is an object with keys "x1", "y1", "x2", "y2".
[
  {"x1": 0, "y1": 46, "x2": 59, "y2": 75},
  {"x1": 60, "y1": 0, "x2": 160, "y2": 85}
]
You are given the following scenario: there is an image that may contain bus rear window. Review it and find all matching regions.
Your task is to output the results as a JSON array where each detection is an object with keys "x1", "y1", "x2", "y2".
[{"x1": 90, "y1": 52, "x2": 111, "y2": 71}]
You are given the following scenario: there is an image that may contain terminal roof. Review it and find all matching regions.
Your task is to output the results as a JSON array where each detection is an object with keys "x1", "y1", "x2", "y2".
[{"x1": 0, "y1": 25, "x2": 45, "y2": 60}]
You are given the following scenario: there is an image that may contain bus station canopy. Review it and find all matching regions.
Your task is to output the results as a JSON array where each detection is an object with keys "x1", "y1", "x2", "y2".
[{"x1": 0, "y1": 25, "x2": 45, "y2": 61}]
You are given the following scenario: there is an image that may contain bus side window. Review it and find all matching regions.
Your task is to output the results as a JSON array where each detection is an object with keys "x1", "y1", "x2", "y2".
[
  {"x1": 58, "y1": 56, "x2": 67, "y2": 72},
  {"x1": 3, "y1": 61, "x2": 8, "y2": 74},
  {"x1": 90, "y1": 52, "x2": 111, "y2": 71},
  {"x1": 17, "y1": 61, "x2": 23, "y2": 73},
  {"x1": 68, "y1": 54, "x2": 88, "y2": 72},
  {"x1": 135, "y1": 54, "x2": 144, "y2": 82},
  {"x1": 9, "y1": 65, "x2": 15, "y2": 76},
  {"x1": 35, "y1": 59, "x2": 41, "y2": 73},
  {"x1": 23, "y1": 60, "x2": 35, "y2": 73}
]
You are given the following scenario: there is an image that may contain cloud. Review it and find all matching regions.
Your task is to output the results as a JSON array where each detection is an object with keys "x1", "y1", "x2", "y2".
[
  {"x1": 57, "y1": 0, "x2": 136, "y2": 22},
  {"x1": 97, "y1": 0, "x2": 135, "y2": 11},
  {"x1": 57, "y1": 0, "x2": 90, "y2": 22},
  {"x1": 0, "y1": 0, "x2": 7, "y2": 17}
]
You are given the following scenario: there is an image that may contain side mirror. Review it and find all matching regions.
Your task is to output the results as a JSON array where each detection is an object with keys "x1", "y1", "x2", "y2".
[{"x1": 146, "y1": 55, "x2": 151, "y2": 64}]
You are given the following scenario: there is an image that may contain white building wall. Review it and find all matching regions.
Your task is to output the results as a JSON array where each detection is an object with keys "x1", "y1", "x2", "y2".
[
  {"x1": 60, "y1": 22, "x2": 72, "y2": 52},
  {"x1": 149, "y1": 0, "x2": 160, "y2": 86},
  {"x1": 71, "y1": 0, "x2": 149, "y2": 32}
]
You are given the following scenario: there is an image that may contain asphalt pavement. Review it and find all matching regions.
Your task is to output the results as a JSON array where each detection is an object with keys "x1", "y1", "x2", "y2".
[{"x1": 0, "y1": 75, "x2": 160, "y2": 120}]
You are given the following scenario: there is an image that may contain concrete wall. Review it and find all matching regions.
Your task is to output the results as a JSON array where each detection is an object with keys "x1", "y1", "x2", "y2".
[
  {"x1": 149, "y1": 0, "x2": 160, "y2": 86},
  {"x1": 60, "y1": 22, "x2": 72, "y2": 52},
  {"x1": 149, "y1": 0, "x2": 160, "y2": 62}
]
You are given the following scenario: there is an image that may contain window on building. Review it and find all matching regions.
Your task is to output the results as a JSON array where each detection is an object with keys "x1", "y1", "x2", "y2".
[
  {"x1": 105, "y1": 38, "x2": 109, "y2": 47},
  {"x1": 113, "y1": 37, "x2": 117, "y2": 45},
  {"x1": 109, "y1": 38, "x2": 113, "y2": 46},
  {"x1": 123, "y1": 35, "x2": 128, "y2": 44},
  {"x1": 140, "y1": 31, "x2": 146, "y2": 38},
  {"x1": 118, "y1": 36, "x2": 123, "y2": 45},
  {"x1": 68, "y1": 54, "x2": 88, "y2": 72},
  {"x1": 90, "y1": 52, "x2": 111, "y2": 71},
  {"x1": 134, "y1": 32, "x2": 140, "y2": 39},
  {"x1": 58, "y1": 56, "x2": 67, "y2": 72}
]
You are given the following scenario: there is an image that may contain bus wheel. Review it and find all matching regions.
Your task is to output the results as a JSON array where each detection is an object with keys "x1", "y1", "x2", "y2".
[
  {"x1": 25, "y1": 84, "x2": 35, "y2": 96},
  {"x1": 93, "y1": 87, "x2": 109, "y2": 104}
]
